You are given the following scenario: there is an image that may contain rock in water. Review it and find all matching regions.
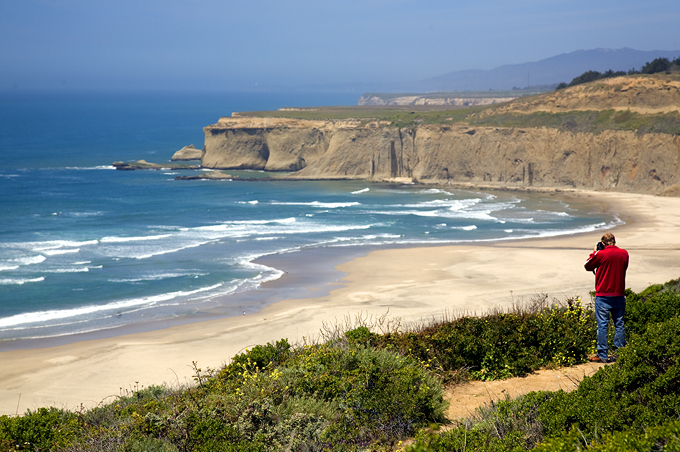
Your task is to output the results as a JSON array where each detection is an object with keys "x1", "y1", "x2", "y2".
[{"x1": 171, "y1": 145, "x2": 203, "y2": 161}]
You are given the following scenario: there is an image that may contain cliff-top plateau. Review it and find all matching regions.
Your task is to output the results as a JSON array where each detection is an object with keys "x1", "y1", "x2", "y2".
[{"x1": 201, "y1": 74, "x2": 680, "y2": 196}]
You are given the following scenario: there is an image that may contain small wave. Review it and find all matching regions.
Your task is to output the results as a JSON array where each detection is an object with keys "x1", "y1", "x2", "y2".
[
  {"x1": 237, "y1": 200, "x2": 259, "y2": 204},
  {"x1": 351, "y1": 188, "x2": 369, "y2": 194},
  {"x1": 62, "y1": 165, "x2": 116, "y2": 170},
  {"x1": 416, "y1": 188, "x2": 455, "y2": 195},
  {"x1": 135, "y1": 240, "x2": 212, "y2": 260},
  {"x1": 66, "y1": 211, "x2": 104, "y2": 218},
  {"x1": 0, "y1": 276, "x2": 45, "y2": 285},
  {"x1": 6, "y1": 255, "x2": 47, "y2": 266},
  {"x1": 31, "y1": 240, "x2": 98, "y2": 251},
  {"x1": 100, "y1": 234, "x2": 172, "y2": 243},
  {"x1": 397, "y1": 198, "x2": 481, "y2": 209},
  {"x1": 271, "y1": 201, "x2": 360, "y2": 208},
  {"x1": 44, "y1": 267, "x2": 89, "y2": 273},
  {"x1": 42, "y1": 248, "x2": 80, "y2": 256},
  {"x1": 0, "y1": 283, "x2": 224, "y2": 329},
  {"x1": 109, "y1": 271, "x2": 207, "y2": 282},
  {"x1": 452, "y1": 225, "x2": 477, "y2": 231},
  {"x1": 0, "y1": 265, "x2": 20, "y2": 271}
]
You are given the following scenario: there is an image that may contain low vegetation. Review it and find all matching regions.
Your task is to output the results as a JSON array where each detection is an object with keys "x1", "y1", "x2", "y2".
[
  {"x1": 469, "y1": 109, "x2": 680, "y2": 136},
  {"x1": 556, "y1": 56, "x2": 680, "y2": 89},
  {"x1": 238, "y1": 105, "x2": 485, "y2": 128},
  {"x1": 2, "y1": 279, "x2": 679, "y2": 451}
]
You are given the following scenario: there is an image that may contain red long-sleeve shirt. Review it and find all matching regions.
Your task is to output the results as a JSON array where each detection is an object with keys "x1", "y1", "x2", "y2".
[{"x1": 584, "y1": 245, "x2": 629, "y2": 297}]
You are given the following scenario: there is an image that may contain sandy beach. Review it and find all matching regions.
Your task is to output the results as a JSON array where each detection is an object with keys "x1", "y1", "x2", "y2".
[{"x1": 2, "y1": 189, "x2": 680, "y2": 416}]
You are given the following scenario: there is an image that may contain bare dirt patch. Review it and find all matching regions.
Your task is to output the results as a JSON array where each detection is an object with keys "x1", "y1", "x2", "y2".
[{"x1": 444, "y1": 362, "x2": 607, "y2": 421}]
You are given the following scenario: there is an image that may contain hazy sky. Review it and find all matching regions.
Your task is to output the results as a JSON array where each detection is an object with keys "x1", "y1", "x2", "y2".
[{"x1": 1, "y1": 0, "x2": 679, "y2": 91}]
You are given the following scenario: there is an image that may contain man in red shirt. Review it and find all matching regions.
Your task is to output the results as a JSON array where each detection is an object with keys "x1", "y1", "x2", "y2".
[{"x1": 584, "y1": 232, "x2": 629, "y2": 363}]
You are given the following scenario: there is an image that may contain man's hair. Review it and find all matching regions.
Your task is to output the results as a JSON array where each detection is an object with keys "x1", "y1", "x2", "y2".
[{"x1": 601, "y1": 232, "x2": 616, "y2": 246}]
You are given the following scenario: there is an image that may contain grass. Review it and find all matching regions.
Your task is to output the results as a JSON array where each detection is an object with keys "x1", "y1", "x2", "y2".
[
  {"x1": 235, "y1": 105, "x2": 485, "y2": 128},
  {"x1": 468, "y1": 109, "x2": 680, "y2": 136},
  {"x1": 234, "y1": 103, "x2": 680, "y2": 136}
]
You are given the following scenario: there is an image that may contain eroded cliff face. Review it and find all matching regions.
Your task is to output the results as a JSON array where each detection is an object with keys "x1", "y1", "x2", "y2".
[{"x1": 202, "y1": 117, "x2": 680, "y2": 195}]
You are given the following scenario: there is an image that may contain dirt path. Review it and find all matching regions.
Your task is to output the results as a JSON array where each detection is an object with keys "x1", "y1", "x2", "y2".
[{"x1": 444, "y1": 362, "x2": 607, "y2": 421}]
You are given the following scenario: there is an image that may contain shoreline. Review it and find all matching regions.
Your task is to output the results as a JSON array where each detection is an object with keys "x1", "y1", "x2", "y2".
[{"x1": 1, "y1": 189, "x2": 679, "y2": 415}]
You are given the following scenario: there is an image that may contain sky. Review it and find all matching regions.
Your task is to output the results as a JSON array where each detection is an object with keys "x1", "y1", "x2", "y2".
[{"x1": 1, "y1": 0, "x2": 679, "y2": 91}]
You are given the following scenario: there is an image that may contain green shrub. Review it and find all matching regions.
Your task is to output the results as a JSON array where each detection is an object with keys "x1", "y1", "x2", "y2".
[
  {"x1": 373, "y1": 299, "x2": 594, "y2": 382},
  {"x1": 539, "y1": 316, "x2": 680, "y2": 439},
  {"x1": 194, "y1": 342, "x2": 447, "y2": 450},
  {"x1": 0, "y1": 407, "x2": 81, "y2": 451},
  {"x1": 624, "y1": 278, "x2": 680, "y2": 337},
  {"x1": 534, "y1": 419, "x2": 680, "y2": 451}
]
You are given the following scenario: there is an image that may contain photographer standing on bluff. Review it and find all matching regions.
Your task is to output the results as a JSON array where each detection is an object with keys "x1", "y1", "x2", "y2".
[{"x1": 584, "y1": 232, "x2": 629, "y2": 363}]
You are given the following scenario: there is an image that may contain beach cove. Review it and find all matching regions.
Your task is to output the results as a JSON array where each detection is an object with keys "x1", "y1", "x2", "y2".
[{"x1": 2, "y1": 189, "x2": 679, "y2": 416}]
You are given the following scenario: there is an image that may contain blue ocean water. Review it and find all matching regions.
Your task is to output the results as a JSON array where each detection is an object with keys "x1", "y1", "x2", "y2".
[{"x1": 0, "y1": 90, "x2": 619, "y2": 343}]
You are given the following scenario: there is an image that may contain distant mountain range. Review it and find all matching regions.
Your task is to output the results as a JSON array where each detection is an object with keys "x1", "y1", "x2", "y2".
[
  {"x1": 251, "y1": 48, "x2": 680, "y2": 93},
  {"x1": 411, "y1": 48, "x2": 680, "y2": 92}
]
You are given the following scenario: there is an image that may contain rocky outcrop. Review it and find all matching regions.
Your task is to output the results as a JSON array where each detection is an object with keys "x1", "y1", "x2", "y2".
[
  {"x1": 171, "y1": 145, "x2": 203, "y2": 161},
  {"x1": 113, "y1": 160, "x2": 200, "y2": 171},
  {"x1": 202, "y1": 117, "x2": 680, "y2": 195}
]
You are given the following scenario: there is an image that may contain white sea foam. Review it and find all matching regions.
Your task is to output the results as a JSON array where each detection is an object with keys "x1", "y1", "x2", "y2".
[
  {"x1": 109, "y1": 271, "x2": 207, "y2": 283},
  {"x1": 42, "y1": 248, "x2": 80, "y2": 256},
  {"x1": 31, "y1": 240, "x2": 98, "y2": 251},
  {"x1": 67, "y1": 211, "x2": 104, "y2": 217},
  {"x1": 100, "y1": 234, "x2": 172, "y2": 243},
  {"x1": 416, "y1": 188, "x2": 455, "y2": 195},
  {"x1": 0, "y1": 264, "x2": 20, "y2": 271},
  {"x1": 0, "y1": 276, "x2": 45, "y2": 285},
  {"x1": 271, "y1": 201, "x2": 360, "y2": 208},
  {"x1": 9, "y1": 255, "x2": 47, "y2": 266},
  {"x1": 134, "y1": 240, "x2": 213, "y2": 259},
  {"x1": 452, "y1": 225, "x2": 477, "y2": 231},
  {"x1": 0, "y1": 283, "x2": 224, "y2": 329},
  {"x1": 62, "y1": 165, "x2": 116, "y2": 170},
  {"x1": 44, "y1": 267, "x2": 90, "y2": 273},
  {"x1": 351, "y1": 188, "x2": 370, "y2": 194}
]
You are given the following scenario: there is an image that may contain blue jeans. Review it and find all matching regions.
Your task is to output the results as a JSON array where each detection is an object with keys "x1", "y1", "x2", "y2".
[{"x1": 595, "y1": 296, "x2": 626, "y2": 360}]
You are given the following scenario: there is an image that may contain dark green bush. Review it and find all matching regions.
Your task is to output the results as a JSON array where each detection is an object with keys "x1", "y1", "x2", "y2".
[
  {"x1": 539, "y1": 316, "x2": 680, "y2": 439},
  {"x1": 227, "y1": 338, "x2": 292, "y2": 372},
  {"x1": 641, "y1": 57, "x2": 672, "y2": 74},
  {"x1": 624, "y1": 278, "x2": 680, "y2": 337},
  {"x1": 533, "y1": 419, "x2": 680, "y2": 451},
  {"x1": 374, "y1": 300, "x2": 594, "y2": 382},
  {"x1": 190, "y1": 342, "x2": 447, "y2": 450},
  {"x1": 0, "y1": 407, "x2": 81, "y2": 451}
]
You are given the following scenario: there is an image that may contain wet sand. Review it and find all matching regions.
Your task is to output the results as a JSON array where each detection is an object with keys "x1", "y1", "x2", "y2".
[{"x1": 1, "y1": 190, "x2": 679, "y2": 415}]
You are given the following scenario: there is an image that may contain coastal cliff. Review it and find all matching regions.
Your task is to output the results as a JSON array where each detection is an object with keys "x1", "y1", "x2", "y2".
[{"x1": 202, "y1": 75, "x2": 680, "y2": 196}]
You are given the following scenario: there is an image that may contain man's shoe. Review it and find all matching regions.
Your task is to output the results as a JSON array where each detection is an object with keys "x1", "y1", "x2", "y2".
[{"x1": 589, "y1": 356, "x2": 608, "y2": 363}]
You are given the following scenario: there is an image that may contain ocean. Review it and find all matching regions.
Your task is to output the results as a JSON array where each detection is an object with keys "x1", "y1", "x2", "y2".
[{"x1": 0, "y1": 90, "x2": 619, "y2": 346}]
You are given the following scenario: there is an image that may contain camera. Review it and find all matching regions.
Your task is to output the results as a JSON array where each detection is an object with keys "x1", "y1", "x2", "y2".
[{"x1": 596, "y1": 242, "x2": 605, "y2": 251}]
